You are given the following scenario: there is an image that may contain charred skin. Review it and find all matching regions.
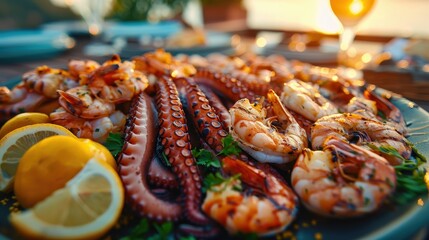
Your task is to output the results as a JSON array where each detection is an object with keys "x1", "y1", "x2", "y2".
[
  {"x1": 199, "y1": 84, "x2": 232, "y2": 130},
  {"x1": 118, "y1": 92, "x2": 181, "y2": 221},
  {"x1": 175, "y1": 77, "x2": 228, "y2": 154},
  {"x1": 147, "y1": 152, "x2": 179, "y2": 189},
  {"x1": 155, "y1": 76, "x2": 209, "y2": 224},
  {"x1": 194, "y1": 67, "x2": 256, "y2": 102}
]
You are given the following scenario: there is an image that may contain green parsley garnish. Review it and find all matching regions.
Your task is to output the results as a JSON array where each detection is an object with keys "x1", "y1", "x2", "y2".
[
  {"x1": 369, "y1": 144, "x2": 428, "y2": 205},
  {"x1": 148, "y1": 222, "x2": 173, "y2": 240},
  {"x1": 192, "y1": 148, "x2": 220, "y2": 168},
  {"x1": 103, "y1": 132, "x2": 124, "y2": 158},
  {"x1": 120, "y1": 218, "x2": 174, "y2": 240},
  {"x1": 192, "y1": 134, "x2": 241, "y2": 169},
  {"x1": 179, "y1": 236, "x2": 197, "y2": 240},
  {"x1": 393, "y1": 160, "x2": 428, "y2": 205},
  {"x1": 120, "y1": 218, "x2": 149, "y2": 240},
  {"x1": 203, "y1": 172, "x2": 241, "y2": 193},
  {"x1": 234, "y1": 232, "x2": 258, "y2": 240},
  {"x1": 218, "y1": 134, "x2": 242, "y2": 156},
  {"x1": 161, "y1": 151, "x2": 172, "y2": 167},
  {"x1": 368, "y1": 144, "x2": 407, "y2": 162}
]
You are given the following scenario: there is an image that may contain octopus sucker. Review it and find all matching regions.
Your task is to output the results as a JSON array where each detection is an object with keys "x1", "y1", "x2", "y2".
[
  {"x1": 147, "y1": 142, "x2": 179, "y2": 189},
  {"x1": 175, "y1": 77, "x2": 228, "y2": 154},
  {"x1": 118, "y1": 92, "x2": 181, "y2": 221},
  {"x1": 199, "y1": 84, "x2": 232, "y2": 130},
  {"x1": 155, "y1": 76, "x2": 210, "y2": 225}
]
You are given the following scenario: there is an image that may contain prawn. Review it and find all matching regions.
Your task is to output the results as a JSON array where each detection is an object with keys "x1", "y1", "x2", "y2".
[
  {"x1": 22, "y1": 65, "x2": 78, "y2": 98},
  {"x1": 363, "y1": 86, "x2": 408, "y2": 135},
  {"x1": 87, "y1": 54, "x2": 149, "y2": 103},
  {"x1": 68, "y1": 59, "x2": 100, "y2": 80},
  {"x1": 280, "y1": 79, "x2": 338, "y2": 122},
  {"x1": 202, "y1": 156, "x2": 298, "y2": 236},
  {"x1": 50, "y1": 107, "x2": 126, "y2": 142},
  {"x1": 311, "y1": 113, "x2": 411, "y2": 166},
  {"x1": 58, "y1": 85, "x2": 115, "y2": 119},
  {"x1": 0, "y1": 83, "x2": 28, "y2": 103},
  {"x1": 229, "y1": 89, "x2": 307, "y2": 164},
  {"x1": 133, "y1": 49, "x2": 197, "y2": 78},
  {"x1": 291, "y1": 139, "x2": 396, "y2": 217}
]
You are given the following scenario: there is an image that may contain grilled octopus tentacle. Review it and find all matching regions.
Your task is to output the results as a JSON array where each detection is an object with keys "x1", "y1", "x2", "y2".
[
  {"x1": 155, "y1": 76, "x2": 209, "y2": 224},
  {"x1": 175, "y1": 77, "x2": 228, "y2": 154},
  {"x1": 194, "y1": 67, "x2": 256, "y2": 102},
  {"x1": 148, "y1": 154, "x2": 178, "y2": 189},
  {"x1": 199, "y1": 84, "x2": 232, "y2": 130},
  {"x1": 118, "y1": 92, "x2": 181, "y2": 221}
]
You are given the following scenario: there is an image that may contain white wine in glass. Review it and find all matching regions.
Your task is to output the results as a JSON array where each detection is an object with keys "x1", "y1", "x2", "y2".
[{"x1": 329, "y1": 0, "x2": 376, "y2": 52}]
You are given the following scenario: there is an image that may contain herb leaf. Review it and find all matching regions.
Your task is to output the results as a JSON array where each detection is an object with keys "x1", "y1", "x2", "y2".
[
  {"x1": 192, "y1": 148, "x2": 220, "y2": 168},
  {"x1": 368, "y1": 144, "x2": 407, "y2": 162},
  {"x1": 104, "y1": 132, "x2": 124, "y2": 158},
  {"x1": 234, "y1": 232, "x2": 259, "y2": 240},
  {"x1": 219, "y1": 134, "x2": 242, "y2": 156},
  {"x1": 393, "y1": 160, "x2": 428, "y2": 205},
  {"x1": 148, "y1": 221, "x2": 173, "y2": 240},
  {"x1": 203, "y1": 172, "x2": 241, "y2": 193},
  {"x1": 179, "y1": 236, "x2": 197, "y2": 240},
  {"x1": 121, "y1": 219, "x2": 174, "y2": 240},
  {"x1": 161, "y1": 152, "x2": 172, "y2": 167},
  {"x1": 120, "y1": 218, "x2": 149, "y2": 240},
  {"x1": 368, "y1": 144, "x2": 428, "y2": 205}
]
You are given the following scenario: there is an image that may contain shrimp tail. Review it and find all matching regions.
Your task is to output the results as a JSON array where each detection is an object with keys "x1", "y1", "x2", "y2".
[
  {"x1": 364, "y1": 86, "x2": 407, "y2": 134},
  {"x1": 222, "y1": 157, "x2": 267, "y2": 191},
  {"x1": 267, "y1": 89, "x2": 293, "y2": 124},
  {"x1": 0, "y1": 87, "x2": 12, "y2": 102},
  {"x1": 57, "y1": 90, "x2": 84, "y2": 107}
]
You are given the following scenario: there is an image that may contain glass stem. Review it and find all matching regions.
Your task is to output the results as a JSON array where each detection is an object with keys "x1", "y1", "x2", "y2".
[{"x1": 340, "y1": 26, "x2": 356, "y2": 51}]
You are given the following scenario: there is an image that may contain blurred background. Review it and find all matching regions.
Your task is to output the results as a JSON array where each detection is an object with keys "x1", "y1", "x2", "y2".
[
  {"x1": 0, "y1": 0, "x2": 428, "y2": 38},
  {"x1": 1, "y1": 0, "x2": 429, "y2": 101}
]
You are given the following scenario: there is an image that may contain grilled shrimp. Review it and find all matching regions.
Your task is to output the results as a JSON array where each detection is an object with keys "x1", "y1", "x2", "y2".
[
  {"x1": 202, "y1": 157, "x2": 298, "y2": 236},
  {"x1": 68, "y1": 59, "x2": 100, "y2": 80},
  {"x1": 229, "y1": 89, "x2": 307, "y2": 164},
  {"x1": 50, "y1": 107, "x2": 126, "y2": 142},
  {"x1": 344, "y1": 96, "x2": 377, "y2": 115},
  {"x1": 292, "y1": 139, "x2": 396, "y2": 217},
  {"x1": 134, "y1": 49, "x2": 197, "y2": 77},
  {"x1": 58, "y1": 85, "x2": 115, "y2": 119},
  {"x1": 87, "y1": 54, "x2": 149, "y2": 103},
  {"x1": 0, "y1": 83, "x2": 28, "y2": 103},
  {"x1": 311, "y1": 113, "x2": 411, "y2": 166},
  {"x1": 22, "y1": 65, "x2": 78, "y2": 98},
  {"x1": 280, "y1": 79, "x2": 338, "y2": 122},
  {"x1": 363, "y1": 86, "x2": 407, "y2": 135}
]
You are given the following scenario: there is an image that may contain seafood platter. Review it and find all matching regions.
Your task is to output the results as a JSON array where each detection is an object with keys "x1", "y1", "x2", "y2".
[{"x1": 0, "y1": 48, "x2": 428, "y2": 239}]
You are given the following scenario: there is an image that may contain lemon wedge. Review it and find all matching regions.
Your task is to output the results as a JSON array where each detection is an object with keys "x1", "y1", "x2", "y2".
[
  {"x1": 0, "y1": 112, "x2": 50, "y2": 139},
  {"x1": 0, "y1": 123, "x2": 75, "y2": 192},
  {"x1": 10, "y1": 158, "x2": 124, "y2": 240},
  {"x1": 14, "y1": 135, "x2": 115, "y2": 208}
]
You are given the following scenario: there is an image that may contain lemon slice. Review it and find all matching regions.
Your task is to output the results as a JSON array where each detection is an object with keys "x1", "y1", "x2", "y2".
[
  {"x1": 0, "y1": 123, "x2": 75, "y2": 192},
  {"x1": 14, "y1": 135, "x2": 115, "y2": 208},
  {"x1": 10, "y1": 159, "x2": 124, "y2": 240},
  {"x1": 0, "y1": 112, "x2": 50, "y2": 139}
]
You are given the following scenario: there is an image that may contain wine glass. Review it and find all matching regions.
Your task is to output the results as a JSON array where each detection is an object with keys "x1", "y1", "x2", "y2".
[
  {"x1": 329, "y1": 0, "x2": 376, "y2": 66},
  {"x1": 59, "y1": 0, "x2": 115, "y2": 56},
  {"x1": 67, "y1": 0, "x2": 113, "y2": 36}
]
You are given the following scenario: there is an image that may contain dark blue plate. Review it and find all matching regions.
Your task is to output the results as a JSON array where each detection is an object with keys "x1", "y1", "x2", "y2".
[{"x1": 0, "y1": 79, "x2": 428, "y2": 239}]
